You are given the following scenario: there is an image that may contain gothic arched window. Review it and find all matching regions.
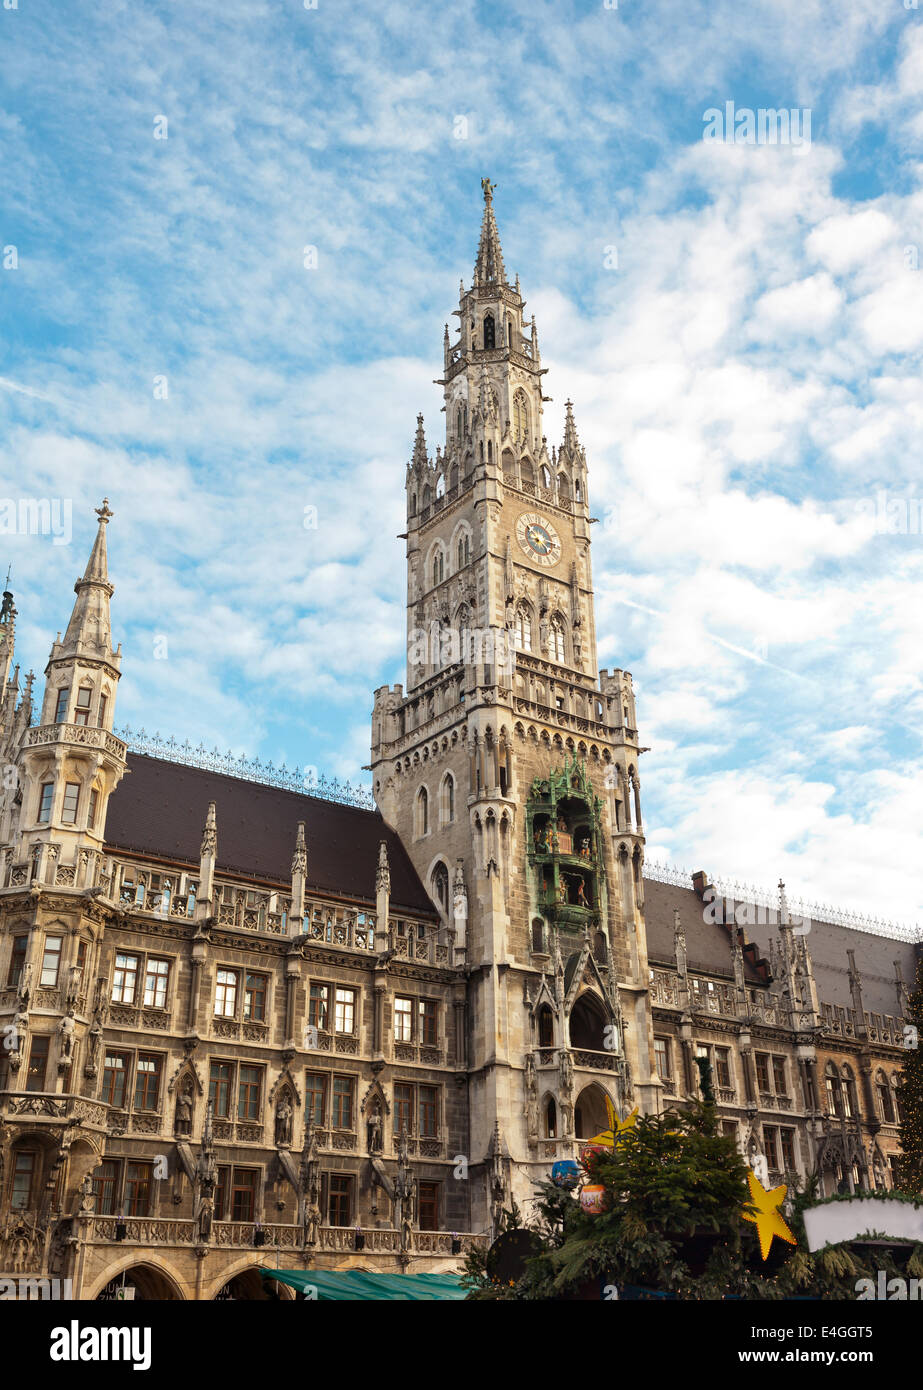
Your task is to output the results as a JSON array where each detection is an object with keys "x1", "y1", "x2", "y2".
[
  {"x1": 825, "y1": 1062, "x2": 841, "y2": 1117},
  {"x1": 431, "y1": 861, "x2": 449, "y2": 914},
  {"x1": 432, "y1": 549, "x2": 444, "y2": 587},
  {"x1": 544, "y1": 1095, "x2": 557, "y2": 1138},
  {"x1": 550, "y1": 613, "x2": 566, "y2": 663},
  {"x1": 538, "y1": 1004, "x2": 554, "y2": 1047},
  {"x1": 442, "y1": 773, "x2": 455, "y2": 824},
  {"x1": 515, "y1": 604, "x2": 532, "y2": 652},
  {"x1": 457, "y1": 533, "x2": 470, "y2": 569},
  {"x1": 417, "y1": 787, "x2": 429, "y2": 837},
  {"x1": 513, "y1": 390, "x2": 529, "y2": 443},
  {"x1": 456, "y1": 405, "x2": 464, "y2": 438},
  {"x1": 877, "y1": 1069, "x2": 894, "y2": 1123},
  {"x1": 483, "y1": 314, "x2": 495, "y2": 350}
]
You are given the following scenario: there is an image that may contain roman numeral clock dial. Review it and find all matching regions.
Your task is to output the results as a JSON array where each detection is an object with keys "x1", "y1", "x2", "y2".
[{"x1": 516, "y1": 512, "x2": 562, "y2": 567}]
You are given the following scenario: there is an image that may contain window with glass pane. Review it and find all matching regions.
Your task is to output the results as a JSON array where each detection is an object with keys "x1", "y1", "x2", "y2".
[
  {"x1": 125, "y1": 1162, "x2": 152, "y2": 1216},
  {"x1": 237, "y1": 1066, "x2": 262, "y2": 1121},
  {"x1": 39, "y1": 937, "x2": 62, "y2": 988},
  {"x1": 111, "y1": 952, "x2": 138, "y2": 1004},
  {"x1": 418, "y1": 1181, "x2": 439, "y2": 1231},
  {"x1": 394, "y1": 1083, "x2": 413, "y2": 1137},
  {"x1": 73, "y1": 688, "x2": 92, "y2": 726},
  {"x1": 309, "y1": 983, "x2": 329, "y2": 1031},
  {"x1": 98, "y1": 694, "x2": 108, "y2": 726},
  {"x1": 654, "y1": 1037, "x2": 671, "y2": 1082},
  {"x1": 420, "y1": 1086, "x2": 438, "y2": 1138},
  {"x1": 61, "y1": 782, "x2": 80, "y2": 825},
  {"x1": 755, "y1": 1053, "x2": 770, "y2": 1092},
  {"x1": 209, "y1": 1061, "x2": 233, "y2": 1118},
  {"x1": 94, "y1": 1159, "x2": 120, "y2": 1215},
  {"x1": 37, "y1": 782, "x2": 53, "y2": 823},
  {"x1": 25, "y1": 1036, "x2": 49, "y2": 1093},
  {"x1": 305, "y1": 1073, "x2": 326, "y2": 1126},
  {"x1": 54, "y1": 689, "x2": 69, "y2": 723},
  {"x1": 231, "y1": 1168, "x2": 257, "y2": 1221},
  {"x1": 87, "y1": 787, "x2": 99, "y2": 830},
  {"x1": 328, "y1": 1174, "x2": 352, "y2": 1226},
  {"x1": 715, "y1": 1048, "x2": 731, "y2": 1088},
  {"x1": 134, "y1": 1055, "x2": 161, "y2": 1111},
  {"x1": 10, "y1": 1151, "x2": 35, "y2": 1211},
  {"x1": 763, "y1": 1126, "x2": 779, "y2": 1170},
  {"x1": 244, "y1": 973, "x2": 267, "y2": 1022},
  {"x1": 102, "y1": 1052, "x2": 128, "y2": 1108},
  {"x1": 332, "y1": 1076, "x2": 353, "y2": 1129},
  {"x1": 7, "y1": 936, "x2": 27, "y2": 988},
  {"x1": 143, "y1": 958, "x2": 169, "y2": 1009},
  {"x1": 772, "y1": 1056, "x2": 787, "y2": 1095},
  {"x1": 215, "y1": 1165, "x2": 230, "y2": 1220},
  {"x1": 419, "y1": 1000, "x2": 437, "y2": 1046},
  {"x1": 394, "y1": 997, "x2": 413, "y2": 1042},
  {"x1": 214, "y1": 969, "x2": 238, "y2": 1017},
  {"x1": 780, "y1": 1128, "x2": 796, "y2": 1169},
  {"x1": 334, "y1": 988, "x2": 355, "y2": 1034}
]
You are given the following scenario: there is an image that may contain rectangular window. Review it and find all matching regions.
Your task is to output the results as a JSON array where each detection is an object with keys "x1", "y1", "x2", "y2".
[
  {"x1": 328, "y1": 1174, "x2": 353, "y2": 1227},
  {"x1": 231, "y1": 1168, "x2": 257, "y2": 1222},
  {"x1": 332, "y1": 1075, "x2": 354, "y2": 1130},
  {"x1": 654, "y1": 1037, "x2": 672, "y2": 1083},
  {"x1": 98, "y1": 694, "x2": 108, "y2": 727},
  {"x1": 772, "y1": 1056, "x2": 787, "y2": 1096},
  {"x1": 237, "y1": 1065, "x2": 262, "y2": 1121},
  {"x1": 394, "y1": 997, "x2": 413, "y2": 1043},
  {"x1": 125, "y1": 1162, "x2": 152, "y2": 1216},
  {"x1": 755, "y1": 1053, "x2": 770, "y2": 1093},
  {"x1": 94, "y1": 1158, "x2": 120, "y2": 1215},
  {"x1": 61, "y1": 782, "x2": 80, "y2": 825},
  {"x1": 309, "y1": 983, "x2": 329, "y2": 1032},
  {"x1": 37, "y1": 782, "x2": 54, "y2": 823},
  {"x1": 134, "y1": 1054, "x2": 161, "y2": 1111},
  {"x1": 763, "y1": 1126, "x2": 779, "y2": 1170},
  {"x1": 7, "y1": 936, "x2": 27, "y2": 988},
  {"x1": 87, "y1": 787, "x2": 100, "y2": 830},
  {"x1": 334, "y1": 988, "x2": 355, "y2": 1035},
  {"x1": 394, "y1": 1082, "x2": 413, "y2": 1137},
  {"x1": 420, "y1": 1085, "x2": 438, "y2": 1138},
  {"x1": 54, "y1": 689, "x2": 69, "y2": 723},
  {"x1": 715, "y1": 1047, "x2": 731, "y2": 1089},
  {"x1": 10, "y1": 1151, "x2": 36, "y2": 1211},
  {"x1": 111, "y1": 952, "x2": 138, "y2": 1005},
  {"x1": 780, "y1": 1127, "x2": 796, "y2": 1170},
  {"x1": 215, "y1": 1165, "x2": 230, "y2": 1221},
  {"x1": 418, "y1": 1180, "x2": 440, "y2": 1232},
  {"x1": 143, "y1": 958, "x2": 170, "y2": 1009},
  {"x1": 26, "y1": 1036, "x2": 49, "y2": 1093},
  {"x1": 419, "y1": 1000, "x2": 437, "y2": 1047},
  {"x1": 305, "y1": 1072, "x2": 326, "y2": 1127},
  {"x1": 103, "y1": 1052, "x2": 128, "y2": 1109},
  {"x1": 209, "y1": 1061, "x2": 234, "y2": 1119},
  {"x1": 40, "y1": 936, "x2": 62, "y2": 988},
  {"x1": 73, "y1": 687, "x2": 92, "y2": 727},
  {"x1": 214, "y1": 968, "x2": 238, "y2": 1018},
  {"x1": 244, "y1": 972, "x2": 267, "y2": 1023}
]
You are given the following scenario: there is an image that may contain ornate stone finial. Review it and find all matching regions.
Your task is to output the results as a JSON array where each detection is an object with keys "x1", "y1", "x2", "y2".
[
  {"x1": 95, "y1": 498, "x2": 113, "y2": 525},
  {"x1": 778, "y1": 879, "x2": 789, "y2": 927},
  {"x1": 291, "y1": 821, "x2": 307, "y2": 876},
  {"x1": 481, "y1": 176, "x2": 496, "y2": 201},
  {"x1": 200, "y1": 802, "x2": 217, "y2": 858},
  {"x1": 376, "y1": 839, "x2": 390, "y2": 895}
]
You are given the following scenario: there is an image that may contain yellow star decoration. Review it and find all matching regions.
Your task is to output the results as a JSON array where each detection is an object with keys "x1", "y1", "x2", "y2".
[
  {"x1": 740, "y1": 1171, "x2": 797, "y2": 1260},
  {"x1": 588, "y1": 1099, "x2": 639, "y2": 1149}
]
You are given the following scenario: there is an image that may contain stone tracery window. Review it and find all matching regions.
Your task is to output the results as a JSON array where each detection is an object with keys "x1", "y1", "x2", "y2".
[
  {"x1": 550, "y1": 613, "x2": 566, "y2": 663},
  {"x1": 512, "y1": 390, "x2": 529, "y2": 443},
  {"x1": 515, "y1": 603, "x2": 532, "y2": 652}
]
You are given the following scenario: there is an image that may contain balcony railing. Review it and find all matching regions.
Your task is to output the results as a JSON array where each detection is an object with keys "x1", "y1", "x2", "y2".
[
  {"x1": 26, "y1": 723, "x2": 127, "y2": 759},
  {"x1": 80, "y1": 1215, "x2": 488, "y2": 1254}
]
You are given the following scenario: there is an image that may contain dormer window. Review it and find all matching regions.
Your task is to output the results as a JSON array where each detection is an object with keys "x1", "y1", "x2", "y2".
[{"x1": 73, "y1": 688, "x2": 92, "y2": 727}]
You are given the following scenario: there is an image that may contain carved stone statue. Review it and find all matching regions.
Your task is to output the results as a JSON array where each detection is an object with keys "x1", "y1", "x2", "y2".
[
  {"x1": 366, "y1": 1103, "x2": 383, "y2": 1154},
  {"x1": 194, "y1": 1191, "x2": 213, "y2": 1242},
  {"x1": 175, "y1": 1081, "x2": 194, "y2": 1136},
  {"x1": 559, "y1": 1048, "x2": 573, "y2": 1092},
  {"x1": 58, "y1": 1010, "x2": 76, "y2": 1063},
  {"x1": 275, "y1": 1096, "x2": 293, "y2": 1147}
]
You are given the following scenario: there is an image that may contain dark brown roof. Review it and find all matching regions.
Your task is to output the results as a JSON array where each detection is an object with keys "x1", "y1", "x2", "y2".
[
  {"x1": 642, "y1": 877, "x2": 769, "y2": 985},
  {"x1": 105, "y1": 754, "x2": 436, "y2": 917}
]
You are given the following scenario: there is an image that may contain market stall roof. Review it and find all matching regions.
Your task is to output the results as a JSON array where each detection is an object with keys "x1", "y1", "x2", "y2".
[{"x1": 260, "y1": 1268, "x2": 467, "y2": 1301}]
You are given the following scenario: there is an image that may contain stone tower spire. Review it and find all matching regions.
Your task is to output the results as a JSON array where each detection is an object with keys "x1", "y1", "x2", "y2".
[
  {"x1": 473, "y1": 178, "x2": 508, "y2": 288},
  {"x1": 62, "y1": 498, "x2": 115, "y2": 655}
]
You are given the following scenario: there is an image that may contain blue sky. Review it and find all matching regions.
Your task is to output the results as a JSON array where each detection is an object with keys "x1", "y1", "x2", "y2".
[{"x1": 1, "y1": 0, "x2": 922, "y2": 923}]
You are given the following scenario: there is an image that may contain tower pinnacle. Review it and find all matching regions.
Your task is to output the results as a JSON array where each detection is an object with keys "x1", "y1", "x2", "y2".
[
  {"x1": 473, "y1": 177, "x2": 507, "y2": 288},
  {"x1": 62, "y1": 499, "x2": 115, "y2": 654}
]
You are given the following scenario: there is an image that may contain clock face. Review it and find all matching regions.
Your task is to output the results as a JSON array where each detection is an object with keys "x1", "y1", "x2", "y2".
[{"x1": 516, "y1": 512, "x2": 562, "y2": 567}]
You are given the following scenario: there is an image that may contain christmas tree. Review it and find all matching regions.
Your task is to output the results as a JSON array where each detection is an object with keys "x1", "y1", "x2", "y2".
[{"x1": 897, "y1": 954, "x2": 923, "y2": 1195}]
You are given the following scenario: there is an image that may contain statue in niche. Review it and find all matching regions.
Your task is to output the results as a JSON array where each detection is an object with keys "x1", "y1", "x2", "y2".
[
  {"x1": 175, "y1": 1081, "x2": 194, "y2": 1136},
  {"x1": 367, "y1": 1103, "x2": 383, "y2": 1154},
  {"x1": 275, "y1": 1095, "x2": 293, "y2": 1147}
]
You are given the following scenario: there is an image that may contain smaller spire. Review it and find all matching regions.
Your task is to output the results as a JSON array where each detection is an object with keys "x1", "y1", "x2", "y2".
[
  {"x1": 291, "y1": 820, "x2": 307, "y2": 876},
  {"x1": 201, "y1": 801, "x2": 217, "y2": 859},
  {"x1": 561, "y1": 400, "x2": 580, "y2": 456},
  {"x1": 412, "y1": 414, "x2": 428, "y2": 468}
]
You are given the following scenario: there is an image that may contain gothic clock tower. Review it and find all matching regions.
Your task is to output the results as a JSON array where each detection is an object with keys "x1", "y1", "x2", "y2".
[{"x1": 372, "y1": 180, "x2": 661, "y2": 1225}]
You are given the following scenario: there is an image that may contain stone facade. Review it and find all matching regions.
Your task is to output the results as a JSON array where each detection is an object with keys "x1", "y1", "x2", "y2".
[{"x1": 0, "y1": 184, "x2": 918, "y2": 1299}]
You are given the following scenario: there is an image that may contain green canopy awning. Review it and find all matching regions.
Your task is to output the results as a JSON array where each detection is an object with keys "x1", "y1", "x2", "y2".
[{"x1": 260, "y1": 1268, "x2": 468, "y2": 1301}]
